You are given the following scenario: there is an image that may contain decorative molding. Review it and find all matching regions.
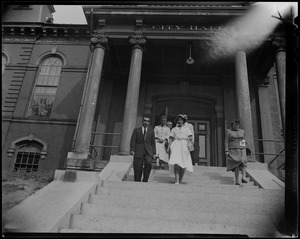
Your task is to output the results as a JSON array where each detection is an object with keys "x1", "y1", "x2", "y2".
[
  {"x1": 8, "y1": 133, "x2": 48, "y2": 163},
  {"x1": 215, "y1": 105, "x2": 224, "y2": 118},
  {"x1": 135, "y1": 18, "x2": 144, "y2": 33},
  {"x1": 98, "y1": 19, "x2": 106, "y2": 27},
  {"x1": 90, "y1": 32, "x2": 108, "y2": 50},
  {"x1": 2, "y1": 25, "x2": 91, "y2": 39},
  {"x1": 2, "y1": 117, "x2": 77, "y2": 125},
  {"x1": 272, "y1": 32, "x2": 286, "y2": 50},
  {"x1": 129, "y1": 34, "x2": 146, "y2": 50}
]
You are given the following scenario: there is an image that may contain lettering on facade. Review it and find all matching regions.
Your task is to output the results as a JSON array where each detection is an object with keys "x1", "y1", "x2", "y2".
[{"x1": 150, "y1": 25, "x2": 221, "y2": 31}]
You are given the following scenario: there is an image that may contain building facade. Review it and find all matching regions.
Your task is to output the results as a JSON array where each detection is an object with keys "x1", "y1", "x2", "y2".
[{"x1": 2, "y1": 3, "x2": 286, "y2": 174}]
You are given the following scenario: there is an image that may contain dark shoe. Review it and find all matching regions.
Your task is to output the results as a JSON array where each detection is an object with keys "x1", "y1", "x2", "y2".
[
  {"x1": 235, "y1": 182, "x2": 240, "y2": 185},
  {"x1": 241, "y1": 179, "x2": 248, "y2": 183}
]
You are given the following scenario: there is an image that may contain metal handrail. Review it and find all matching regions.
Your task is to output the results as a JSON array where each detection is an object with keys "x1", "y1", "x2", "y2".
[
  {"x1": 255, "y1": 152, "x2": 285, "y2": 156},
  {"x1": 277, "y1": 162, "x2": 285, "y2": 170},
  {"x1": 268, "y1": 148, "x2": 285, "y2": 166},
  {"x1": 253, "y1": 138, "x2": 285, "y2": 170},
  {"x1": 89, "y1": 131, "x2": 121, "y2": 161},
  {"x1": 254, "y1": 138, "x2": 285, "y2": 142}
]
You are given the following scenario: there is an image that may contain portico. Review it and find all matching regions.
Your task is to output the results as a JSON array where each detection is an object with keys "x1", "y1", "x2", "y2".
[{"x1": 64, "y1": 3, "x2": 285, "y2": 170}]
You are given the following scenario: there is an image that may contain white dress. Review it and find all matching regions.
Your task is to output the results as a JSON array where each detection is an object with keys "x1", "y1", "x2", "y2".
[
  {"x1": 168, "y1": 125, "x2": 194, "y2": 172},
  {"x1": 154, "y1": 125, "x2": 170, "y2": 163}
]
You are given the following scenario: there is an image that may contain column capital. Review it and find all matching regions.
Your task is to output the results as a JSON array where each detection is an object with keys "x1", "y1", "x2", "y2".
[
  {"x1": 90, "y1": 33, "x2": 108, "y2": 50},
  {"x1": 129, "y1": 34, "x2": 146, "y2": 50},
  {"x1": 272, "y1": 32, "x2": 286, "y2": 51}
]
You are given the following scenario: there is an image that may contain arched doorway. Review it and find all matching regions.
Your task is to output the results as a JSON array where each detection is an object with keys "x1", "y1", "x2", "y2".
[{"x1": 153, "y1": 96, "x2": 216, "y2": 166}]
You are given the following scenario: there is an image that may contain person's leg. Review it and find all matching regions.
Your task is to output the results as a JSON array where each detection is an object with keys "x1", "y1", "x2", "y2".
[
  {"x1": 159, "y1": 159, "x2": 163, "y2": 169},
  {"x1": 156, "y1": 156, "x2": 160, "y2": 168},
  {"x1": 174, "y1": 164, "x2": 180, "y2": 184},
  {"x1": 241, "y1": 166, "x2": 248, "y2": 183},
  {"x1": 133, "y1": 158, "x2": 143, "y2": 182},
  {"x1": 179, "y1": 167, "x2": 185, "y2": 183},
  {"x1": 142, "y1": 156, "x2": 152, "y2": 182},
  {"x1": 234, "y1": 167, "x2": 240, "y2": 185}
]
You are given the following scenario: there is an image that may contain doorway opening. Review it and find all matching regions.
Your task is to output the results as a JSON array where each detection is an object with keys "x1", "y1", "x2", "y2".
[{"x1": 153, "y1": 96, "x2": 216, "y2": 166}]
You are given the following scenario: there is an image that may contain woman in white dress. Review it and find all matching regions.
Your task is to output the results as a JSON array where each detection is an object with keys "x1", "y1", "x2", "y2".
[
  {"x1": 167, "y1": 114, "x2": 193, "y2": 184},
  {"x1": 154, "y1": 115, "x2": 170, "y2": 169}
]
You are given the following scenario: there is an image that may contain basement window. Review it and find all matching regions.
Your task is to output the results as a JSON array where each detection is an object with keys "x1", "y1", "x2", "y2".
[{"x1": 14, "y1": 142, "x2": 42, "y2": 172}]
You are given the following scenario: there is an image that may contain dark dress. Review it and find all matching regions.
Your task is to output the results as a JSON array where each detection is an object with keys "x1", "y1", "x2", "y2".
[{"x1": 225, "y1": 128, "x2": 247, "y2": 171}]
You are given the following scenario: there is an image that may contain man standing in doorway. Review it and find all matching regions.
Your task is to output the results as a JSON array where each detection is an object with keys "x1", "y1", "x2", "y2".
[
  {"x1": 183, "y1": 114, "x2": 194, "y2": 144},
  {"x1": 183, "y1": 114, "x2": 198, "y2": 165},
  {"x1": 130, "y1": 116, "x2": 156, "y2": 182}
]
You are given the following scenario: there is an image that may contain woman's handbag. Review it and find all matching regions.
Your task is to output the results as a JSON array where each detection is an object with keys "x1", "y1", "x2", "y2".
[
  {"x1": 187, "y1": 139, "x2": 194, "y2": 152},
  {"x1": 164, "y1": 140, "x2": 169, "y2": 151}
]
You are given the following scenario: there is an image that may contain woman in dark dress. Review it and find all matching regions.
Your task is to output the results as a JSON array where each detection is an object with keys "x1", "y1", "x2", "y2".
[{"x1": 225, "y1": 120, "x2": 248, "y2": 185}]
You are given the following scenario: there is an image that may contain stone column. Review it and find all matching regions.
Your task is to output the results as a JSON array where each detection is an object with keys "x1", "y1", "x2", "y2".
[
  {"x1": 273, "y1": 33, "x2": 286, "y2": 137},
  {"x1": 215, "y1": 105, "x2": 224, "y2": 167},
  {"x1": 235, "y1": 51, "x2": 256, "y2": 161},
  {"x1": 258, "y1": 75, "x2": 277, "y2": 168},
  {"x1": 65, "y1": 34, "x2": 108, "y2": 169},
  {"x1": 119, "y1": 35, "x2": 146, "y2": 155}
]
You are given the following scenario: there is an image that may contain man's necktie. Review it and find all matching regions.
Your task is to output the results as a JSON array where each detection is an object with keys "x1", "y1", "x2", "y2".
[{"x1": 143, "y1": 127, "x2": 146, "y2": 139}]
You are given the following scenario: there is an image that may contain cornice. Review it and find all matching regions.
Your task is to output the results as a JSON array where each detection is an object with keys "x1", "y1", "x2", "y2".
[
  {"x1": 83, "y1": 2, "x2": 252, "y2": 11},
  {"x1": 2, "y1": 23, "x2": 90, "y2": 39}
]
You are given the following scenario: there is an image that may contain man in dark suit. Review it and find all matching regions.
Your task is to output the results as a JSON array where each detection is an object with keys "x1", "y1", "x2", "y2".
[{"x1": 130, "y1": 116, "x2": 156, "y2": 182}]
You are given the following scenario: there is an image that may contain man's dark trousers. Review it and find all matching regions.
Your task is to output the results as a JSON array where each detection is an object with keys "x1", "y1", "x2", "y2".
[{"x1": 133, "y1": 153, "x2": 152, "y2": 182}]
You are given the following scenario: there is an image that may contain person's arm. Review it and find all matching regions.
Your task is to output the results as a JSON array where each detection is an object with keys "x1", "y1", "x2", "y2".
[
  {"x1": 151, "y1": 130, "x2": 157, "y2": 158},
  {"x1": 186, "y1": 127, "x2": 193, "y2": 142},
  {"x1": 130, "y1": 128, "x2": 136, "y2": 156},
  {"x1": 190, "y1": 124, "x2": 195, "y2": 143},
  {"x1": 167, "y1": 129, "x2": 175, "y2": 153},
  {"x1": 224, "y1": 129, "x2": 229, "y2": 155},
  {"x1": 167, "y1": 136, "x2": 174, "y2": 153},
  {"x1": 154, "y1": 126, "x2": 159, "y2": 140}
]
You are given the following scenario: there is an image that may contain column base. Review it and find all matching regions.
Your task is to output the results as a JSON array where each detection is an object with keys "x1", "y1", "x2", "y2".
[
  {"x1": 118, "y1": 151, "x2": 131, "y2": 156},
  {"x1": 65, "y1": 152, "x2": 94, "y2": 170}
]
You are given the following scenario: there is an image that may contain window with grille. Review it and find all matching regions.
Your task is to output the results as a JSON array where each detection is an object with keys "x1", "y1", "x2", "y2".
[
  {"x1": 14, "y1": 142, "x2": 42, "y2": 171},
  {"x1": 27, "y1": 56, "x2": 62, "y2": 117}
]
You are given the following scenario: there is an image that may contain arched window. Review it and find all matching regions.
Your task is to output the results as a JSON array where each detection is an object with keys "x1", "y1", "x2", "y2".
[
  {"x1": 27, "y1": 56, "x2": 62, "y2": 117},
  {"x1": 7, "y1": 134, "x2": 48, "y2": 171},
  {"x1": 2, "y1": 52, "x2": 8, "y2": 74},
  {"x1": 14, "y1": 142, "x2": 43, "y2": 171}
]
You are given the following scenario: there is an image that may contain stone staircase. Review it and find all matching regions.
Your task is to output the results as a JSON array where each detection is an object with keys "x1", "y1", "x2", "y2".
[{"x1": 59, "y1": 166, "x2": 285, "y2": 237}]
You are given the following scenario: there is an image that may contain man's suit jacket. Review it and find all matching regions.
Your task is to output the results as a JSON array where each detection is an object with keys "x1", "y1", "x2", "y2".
[{"x1": 130, "y1": 126, "x2": 156, "y2": 159}]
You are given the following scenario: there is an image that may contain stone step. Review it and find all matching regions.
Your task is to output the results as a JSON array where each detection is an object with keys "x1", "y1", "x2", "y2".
[
  {"x1": 59, "y1": 228, "x2": 100, "y2": 233},
  {"x1": 92, "y1": 189, "x2": 284, "y2": 207},
  {"x1": 67, "y1": 214, "x2": 277, "y2": 237},
  {"x1": 128, "y1": 167, "x2": 257, "y2": 187},
  {"x1": 149, "y1": 174, "x2": 256, "y2": 186},
  {"x1": 96, "y1": 182, "x2": 284, "y2": 198},
  {"x1": 81, "y1": 202, "x2": 283, "y2": 221},
  {"x1": 100, "y1": 180, "x2": 282, "y2": 196},
  {"x1": 150, "y1": 168, "x2": 251, "y2": 178},
  {"x1": 78, "y1": 204, "x2": 278, "y2": 227}
]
